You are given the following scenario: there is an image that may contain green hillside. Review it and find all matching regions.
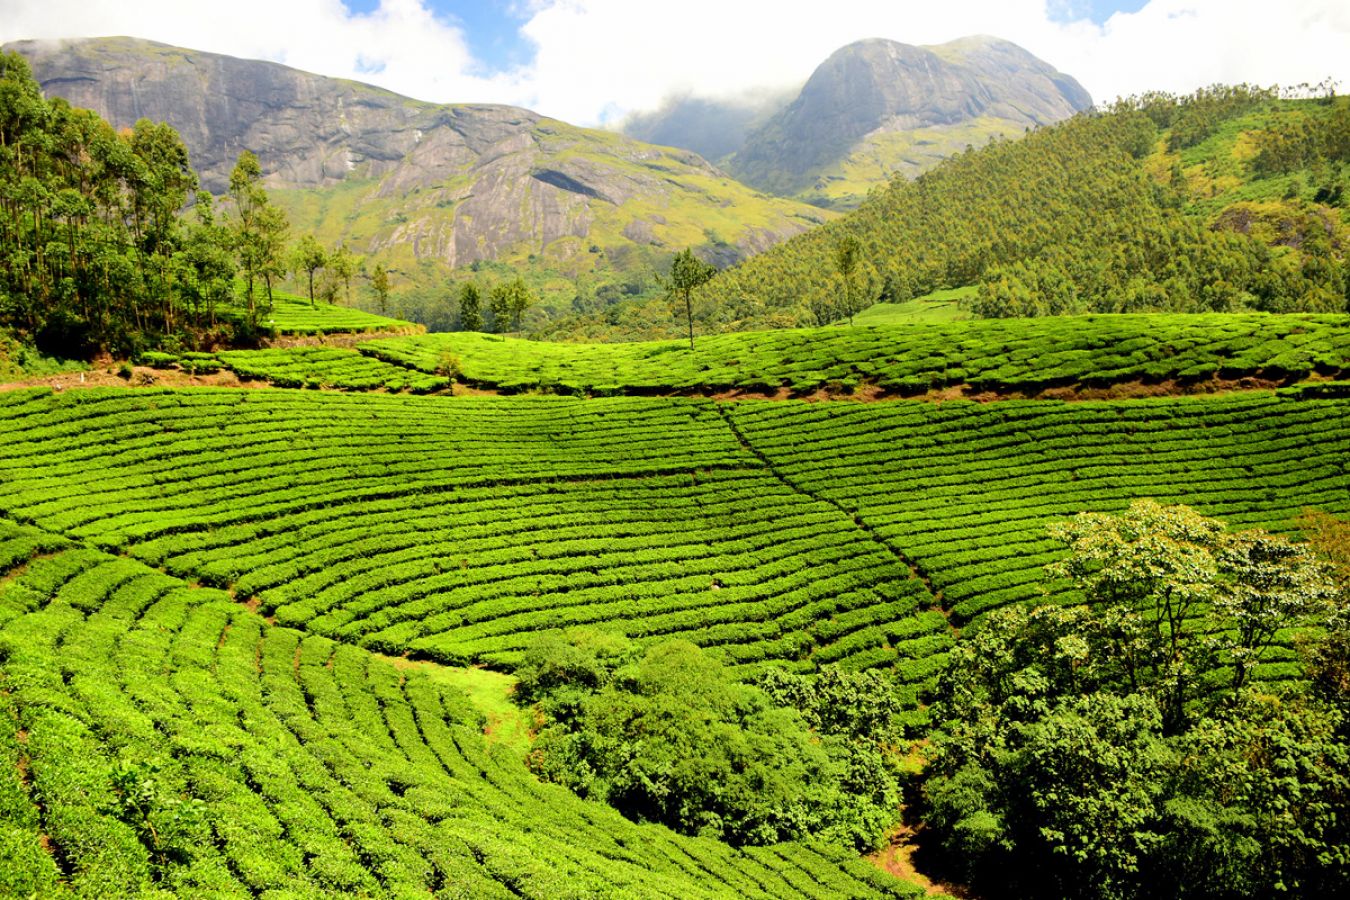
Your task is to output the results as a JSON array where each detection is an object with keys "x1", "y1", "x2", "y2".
[
  {"x1": 356, "y1": 312, "x2": 1350, "y2": 395},
  {"x1": 0, "y1": 371, "x2": 1347, "y2": 894},
  {"x1": 0, "y1": 517, "x2": 907, "y2": 897},
  {"x1": 1, "y1": 387, "x2": 1344, "y2": 688},
  {"x1": 230, "y1": 292, "x2": 420, "y2": 336},
  {"x1": 638, "y1": 90, "x2": 1349, "y2": 335}
]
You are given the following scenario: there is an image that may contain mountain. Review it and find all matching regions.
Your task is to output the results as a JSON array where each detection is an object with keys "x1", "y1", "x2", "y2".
[
  {"x1": 624, "y1": 36, "x2": 1091, "y2": 208},
  {"x1": 693, "y1": 87, "x2": 1348, "y2": 330},
  {"x1": 7, "y1": 36, "x2": 829, "y2": 320}
]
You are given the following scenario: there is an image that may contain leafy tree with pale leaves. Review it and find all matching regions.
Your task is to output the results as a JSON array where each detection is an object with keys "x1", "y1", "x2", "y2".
[
  {"x1": 370, "y1": 263, "x2": 390, "y2": 314},
  {"x1": 290, "y1": 234, "x2": 326, "y2": 307},
  {"x1": 664, "y1": 248, "x2": 717, "y2": 350}
]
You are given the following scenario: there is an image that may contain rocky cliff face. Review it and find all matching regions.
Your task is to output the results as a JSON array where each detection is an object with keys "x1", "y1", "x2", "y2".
[
  {"x1": 624, "y1": 35, "x2": 1091, "y2": 206},
  {"x1": 8, "y1": 37, "x2": 825, "y2": 272}
]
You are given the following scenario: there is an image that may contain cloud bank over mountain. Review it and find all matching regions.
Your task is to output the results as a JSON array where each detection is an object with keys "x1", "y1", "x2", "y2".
[{"x1": 2, "y1": 0, "x2": 1346, "y2": 127}]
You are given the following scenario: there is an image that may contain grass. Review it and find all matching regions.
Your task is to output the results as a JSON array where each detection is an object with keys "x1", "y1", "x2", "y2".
[
  {"x1": 422, "y1": 664, "x2": 533, "y2": 756},
  {"x1": 0, "y1": 332, "x2": 90, "y2": 382}
]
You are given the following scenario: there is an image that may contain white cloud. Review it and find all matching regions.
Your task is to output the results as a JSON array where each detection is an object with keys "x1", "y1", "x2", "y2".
[{"x1": 1, "y1": 0, "x2": 1347, "y2": 127}]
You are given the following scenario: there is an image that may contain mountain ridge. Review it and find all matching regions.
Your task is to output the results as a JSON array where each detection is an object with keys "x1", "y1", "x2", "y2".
[
  {"x1": 7, "y1": 36, "x2": 828, "y2": 320},
  {"x1": 625, "y1": 35, "x2": 1091, "y2": 207}
]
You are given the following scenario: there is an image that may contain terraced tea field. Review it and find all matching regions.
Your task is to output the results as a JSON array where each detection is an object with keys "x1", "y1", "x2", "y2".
[
  {"x1": 1, "y1": 382, "x2": 1345, "y2": 895},
  {"x1": 726, "y1": 393, "x2": 1350, "y2": 680},
  {"x1": 360, "y1": 313, "x2": 1350, "y2": 395},
  {"x1": 216, "y1": 348, "x2": 449, "y2": 392},
  {"x1": 0, "y1": 390, "x2": 945, "y2": 685},
  {"x1": 0, "y1": 520, "x2": 901, "y2": 898},
  {"x1": 2, "y1": 387, "x2": 1345, "y2": 682},
  {"x1": 226, "y1": 293, "x2": 420, "y2": 336}
]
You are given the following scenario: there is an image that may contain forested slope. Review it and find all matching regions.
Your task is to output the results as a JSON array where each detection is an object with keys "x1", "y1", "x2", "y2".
[{"x1": 679, "y1": 89, "x2": 1350, "y2": 333}]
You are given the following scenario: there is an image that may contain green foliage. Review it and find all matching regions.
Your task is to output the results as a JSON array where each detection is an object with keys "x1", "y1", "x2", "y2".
[
  {"x1": 229, "y1": 150, "x2": 291, "y2": 329},
  {"x1": 459, "y1": 281, "x2": 483, "y2": 331},
  {"x1": 224, "y1": 290, "x2": 417, "y2": 335},
  {"x1": 521, "y1": 632, "x2": 902, "y2": 849},
  {"x1": 486, "y1": 276, "x2": 534, "y2": 333},
  {"x1": 289, "y1": 233, "x2": 327, "y2": 307},
  {"x1": 0, "y1": 519, "x2": 902, "y2": 897},
  {"x1": 216, "y1": 347, "x2": 448, "y2": 392},
  {"x1": 917, "y1": 504, "x2": 1348, "y2": 898},
  {"x1": 664, "y1": 248, "x2": 718, "y2": 349},
  {"x1": 109, "y1": 756, "x2": 209, "y2": 873},
  {"x1": 689, "y1": 91, "x2": 1349, "y2": 332},
  {"x1": 370, "y1": 262, "x2": 390, "y2": 314},
  {"x1": 1048, "y1": 500, "x2": 1338, "y2": 723},
  {"x1": 0, "y1": 52, "x2": 236, "y2": 355}
]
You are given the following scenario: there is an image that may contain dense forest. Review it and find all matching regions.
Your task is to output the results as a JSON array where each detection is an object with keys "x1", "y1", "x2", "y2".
[{"x1": 540, "y1": 87, "x2": 1350, "y2": 339}]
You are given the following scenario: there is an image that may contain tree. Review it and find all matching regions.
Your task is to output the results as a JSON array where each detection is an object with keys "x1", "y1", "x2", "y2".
[
  {"x1": 832, "y1": 233, "x2": 861, "y2": 325},
  {"x1": 458, "y1": 282, "x2": 482, "y2": 331},
  {"x1": 664, "y1": 248, "x2": 717, "y2": 350},
  {"x1": 919, "y1": 586, "x2": 1350, "y2": 898},
  {"x1": 519, "y1": 631, "x2": 902, "y2": 849},
  {"x1": 255, "y1": 204, "x2": 289, "y2": 314},
  {"x1": 290, "y1": 234, "x2": 326, "y2": 307},
  {"x1": 227, "y1": 151, "x2": 265, "y2": 328},
  {"x1": 328, "y1": 244, "x2": 357, "y2": 305},
  {"x1": 174, "y1": 191, "x2": 235, "y2": 330},
  {"x1": 370, "y1": 263, "x2": 390, "y2": 314},
  {"x1": 503, "y1": 276, "x2": 534, "y2": 331},
  {"x1": 227, "y1": 151, "x2": 288, "y2": 329},
  {"x1": 1049, "y1": 500, "x2": 1337, "y2": 721},
  {"x1": 488, "y1": 281, "x2": 511, "y2": 334}
]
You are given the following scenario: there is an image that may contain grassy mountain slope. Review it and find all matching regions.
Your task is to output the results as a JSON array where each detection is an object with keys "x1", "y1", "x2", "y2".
[
  {"x1": 678, "y1": 90, "x2": 1349, "y2": 333},
  {"x1": 623, "y1": 36, "x2": 1089, "y2": 211},
  {"x1": 728, "y1": 37, "x2": 1090, "y2": 207},
  {"x1": 9, "y1": 37, "x2": 830, "y2": 328}
]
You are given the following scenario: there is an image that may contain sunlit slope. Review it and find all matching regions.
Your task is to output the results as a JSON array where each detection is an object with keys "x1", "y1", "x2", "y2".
[
  {"x1": 361, "y1": 313, "x2": 1350, "y2": 394},
  {"x1": 696, "y1": 95, "x2": 1350, "y2": 330},
  {"x1": 0, "y1": 390, "x2": 946, "y2": 681},
  {"x1": 726, "y1": 393, "x2": 1350, "y2": 666},
  {"x1": 0, "y1": 520, "x2": 907, "y2": 898}
]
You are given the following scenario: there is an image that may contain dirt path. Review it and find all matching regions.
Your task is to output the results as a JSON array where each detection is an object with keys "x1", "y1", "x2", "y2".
[{"x1": 0, "y1": 365, "x2": 267, "y2": 392}]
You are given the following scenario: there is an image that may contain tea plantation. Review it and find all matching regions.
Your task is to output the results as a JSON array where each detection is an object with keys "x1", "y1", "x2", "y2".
[
  {"x1": 361, "y1": 313, "x2": 1350, "y2": 395},
  {"x1": 1, "y1": 377, "x2": 1347, "y2": 895},
  {"x1": 0, "y1": 520, "x2": 901, "y2": 898},
  {"x1": 229, "y1": 293, "x2": 420, "y2": 336}
]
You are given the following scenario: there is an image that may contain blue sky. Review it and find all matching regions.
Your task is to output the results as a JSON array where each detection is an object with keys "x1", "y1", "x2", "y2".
[
  {"x1": 343, "y1": 0, "x2": 534, "y2": 73},
  {"x1": 1047, "y1": 1, "x2": 1150, "y2": 26}
]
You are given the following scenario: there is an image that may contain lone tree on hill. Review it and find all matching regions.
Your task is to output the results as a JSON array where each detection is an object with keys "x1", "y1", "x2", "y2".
[
  {"x1": 488, "y1": 282, "x2": 512, "y2": 333},
  {"x1": 504, "y1": 277, "x2": 534, "y2": 331},
  {"x1": 329, "y1": 244, "x2": 358, "y2": 305},
  {"x1": 370, "y1": 263, "x2": 390, "y2": 314},
  {"x1": 833, "y1": 233, "x2": 861, "y2": 326},
  {"x1": 665, "y1": 248, "x2": 717, "y2": 350},
  {"x1": 459, "y1": 282, "x2": 483, "y2": 331},
  {"x1": 291, "y1": 235, "x2": 327, "y2": 307}
]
